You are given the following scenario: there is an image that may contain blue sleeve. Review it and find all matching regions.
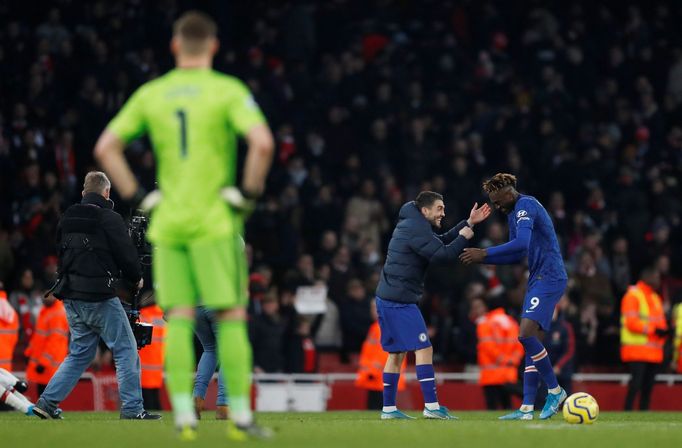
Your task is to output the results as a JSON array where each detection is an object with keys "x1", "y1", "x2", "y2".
[
  {"x1": 437, "y1": 220, "x2": 468, "y2": 244},
  {"x1": 483, "y1": 226, "x2": 532, "y2": 264},
  {"x1": 483, "y1": 251, "x2": 525, "y2": 265},
  {"x1": 409, "y1": 224, "x2": 469, "y2": 263}
]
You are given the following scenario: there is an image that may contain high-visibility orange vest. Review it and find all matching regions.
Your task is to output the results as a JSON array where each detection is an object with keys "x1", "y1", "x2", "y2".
[
  {"x1": 0, "y1": 291, "x2": 19, "y2": 371},
  {"x1": 25, "y1": 300, "x2": 69, "y2": 385},
  {"x1": 620, "y1": 281, "x2": 667, "y2": 363},
  {"x1": 673, "y1": 303, "x2": 682, "y2": 373},
  {"x1": 355, "y1": 322, "x2": 406, "y2": 391},
  {"x1": 139, "y1": 305, "x2": 166, "y2": 389},
  {"x1": 476, "y1": 308, "x2": 523, "y2": 386}
]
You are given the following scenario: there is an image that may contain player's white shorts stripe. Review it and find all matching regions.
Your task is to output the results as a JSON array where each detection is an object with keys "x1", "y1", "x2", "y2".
[{"x1": 418, "y1": 378, "x2": 435, "y2": 382}]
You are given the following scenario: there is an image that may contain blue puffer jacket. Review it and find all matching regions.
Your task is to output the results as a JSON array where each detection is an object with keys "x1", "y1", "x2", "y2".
[{"x1": 375, "y1": 201, "x2": 469, "y2": 304}]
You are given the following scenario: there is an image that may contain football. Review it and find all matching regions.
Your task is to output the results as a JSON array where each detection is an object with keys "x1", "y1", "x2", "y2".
[{"x1": 562, "y1": 392, "x2": 599, "y2": 424}]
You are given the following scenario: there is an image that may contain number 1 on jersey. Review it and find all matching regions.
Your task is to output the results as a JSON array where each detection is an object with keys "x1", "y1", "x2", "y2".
[{"x1": 175, "y1": 109, "x2": 188, "y2": 158}]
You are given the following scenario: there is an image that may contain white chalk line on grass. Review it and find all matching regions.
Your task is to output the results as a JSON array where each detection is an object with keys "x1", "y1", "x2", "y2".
[{"x1": 525, "y1": 422, "x2": 682, "y2": 430}]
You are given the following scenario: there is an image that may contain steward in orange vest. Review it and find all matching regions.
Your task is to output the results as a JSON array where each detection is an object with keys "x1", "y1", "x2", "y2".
[
  {"x1": 138, "y1": 303, "x2": 166, "y2": 410},
  {"x1": 356, "y1": 323, "x2": 407, "y2": 390},
  {"x1": 25, "y1": 295, "x2": 69, "y2": 390},
  {"x1": 620, "y1": 267, "x2": 669, "y2": 411},
  {"x1": 356, "y1": 301, "x2": 406, "y2": 410},
  {"x1": 471, "y1": 298, "x2": 523, "y2": 410},
  {"x1": 0, "y1": 288, "x2": 19, "y2": 371}
]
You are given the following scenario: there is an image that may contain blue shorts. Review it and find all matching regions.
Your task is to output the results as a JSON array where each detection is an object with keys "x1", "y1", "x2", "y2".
[
  {"x1": 375, "y1": 297, "x2": 431, "y2": 353},
  {"x1": 521, "y1": 279, "x2": 567, "y2": 331}
]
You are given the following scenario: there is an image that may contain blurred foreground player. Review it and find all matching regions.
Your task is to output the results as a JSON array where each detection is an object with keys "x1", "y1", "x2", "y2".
[
  {"x1": 461, "y1": 173, "x2": 569, "y2": 420},
  {"x1": 95, "y1": 11, "x2": 274, "y2": 440}
]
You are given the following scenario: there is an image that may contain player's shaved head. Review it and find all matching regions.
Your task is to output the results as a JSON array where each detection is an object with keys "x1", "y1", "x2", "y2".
[{"x1": 173, "y1": 11, "x2": 217, "y2": 55}]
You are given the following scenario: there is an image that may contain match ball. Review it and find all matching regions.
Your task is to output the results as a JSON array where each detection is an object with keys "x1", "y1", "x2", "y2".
[{"x1": 562, "y1": 392, "x2": 599, "y2": 424}]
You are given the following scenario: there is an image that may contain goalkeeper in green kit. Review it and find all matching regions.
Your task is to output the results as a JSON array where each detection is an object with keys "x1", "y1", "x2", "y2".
[{"x1": 94, "y1": 11, "x2": 274, "y2": 440}]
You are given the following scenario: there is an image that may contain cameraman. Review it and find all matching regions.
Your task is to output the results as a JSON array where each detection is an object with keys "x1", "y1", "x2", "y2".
[{"x1": 33, "y1": 172, "x2": 161, "y2": 420}]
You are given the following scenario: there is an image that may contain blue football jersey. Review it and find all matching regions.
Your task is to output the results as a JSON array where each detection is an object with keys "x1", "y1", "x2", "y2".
[{"x1": 509, "y1": 195, "x2": 567, "y2": 283}]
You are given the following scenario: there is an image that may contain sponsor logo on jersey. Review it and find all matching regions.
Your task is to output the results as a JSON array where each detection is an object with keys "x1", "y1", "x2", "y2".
[{"x1": 516, "y1": 210, "x2": 527, "y2": 218}]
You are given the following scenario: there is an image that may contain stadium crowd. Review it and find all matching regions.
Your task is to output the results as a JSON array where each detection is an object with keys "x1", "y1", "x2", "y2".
[{"x1": 1, "y1": 0, "x2": 682, "y2": 375}]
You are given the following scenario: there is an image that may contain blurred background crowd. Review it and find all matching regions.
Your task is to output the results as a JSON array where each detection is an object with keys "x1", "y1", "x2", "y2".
[{"x1": 1, "y1": 0, "x2": 682, "y2": 375}]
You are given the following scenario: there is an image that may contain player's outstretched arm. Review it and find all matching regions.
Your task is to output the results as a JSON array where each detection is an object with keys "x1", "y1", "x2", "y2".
[
  {"x1": 410, "y1": 226, "x2": 473, "y2": 263},
  {"x1": 459, "y1": 226, "x2": 531, "y2": 265}
]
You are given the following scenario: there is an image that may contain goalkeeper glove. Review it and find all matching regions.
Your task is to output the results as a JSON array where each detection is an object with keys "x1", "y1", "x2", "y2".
[
  {"x1": 220, "y1": 186, "x2": 258, "y2": 216},
  {"x1": 128, "y1": 187, "x2": 162, "y2": 213}
]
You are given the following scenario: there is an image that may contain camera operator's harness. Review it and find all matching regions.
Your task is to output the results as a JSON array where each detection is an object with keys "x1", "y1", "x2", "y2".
[{"x1": 46, "y1": 205, "x2": 152, "y2": 349}]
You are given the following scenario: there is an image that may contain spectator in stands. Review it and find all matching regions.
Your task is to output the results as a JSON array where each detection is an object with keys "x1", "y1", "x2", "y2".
[
  {"x1": 9, "y1": 268, "x2": 42, "y2": 344},
  {"x1": 0, "y1": 229, "x2": 14, "y2": 286},
  {"x1": 673, "y1": 298, "x2": 682, "y2": 374},
  {"x1": 251, "y1": 291, "x2": 285, "y2": 373},
  {"x1": 1, "y1": 0, "x2": 682, "y2": 375},
  {"x1": 339, "y1": 279, "x2": 373, "y2": 361},
  {"x1": 345, "y1": 179, "x2": 388, "y2": 250}
]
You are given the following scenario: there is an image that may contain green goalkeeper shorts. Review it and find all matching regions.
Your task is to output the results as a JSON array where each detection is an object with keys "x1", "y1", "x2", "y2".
[{"x1": 153, "y1": 234, "x2": 248, "y2": 310}]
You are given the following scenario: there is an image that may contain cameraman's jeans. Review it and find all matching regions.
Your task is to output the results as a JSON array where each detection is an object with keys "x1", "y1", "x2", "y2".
[
  {"x1": 38, "y1": 297, "x2": 144, "y2": 416},
  {"x1": 193, "y1": 307, "x2": 228, "y2": 406}
]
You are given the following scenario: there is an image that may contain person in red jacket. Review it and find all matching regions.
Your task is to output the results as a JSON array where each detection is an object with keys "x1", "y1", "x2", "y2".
[{"x1": 25, "y1": 294, "x2": 69, "y2": 394}]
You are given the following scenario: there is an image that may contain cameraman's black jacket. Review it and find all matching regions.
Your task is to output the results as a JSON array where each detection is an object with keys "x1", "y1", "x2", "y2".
[{"x1": 54, "y1": 193, "x2": 142, "y2": 301}]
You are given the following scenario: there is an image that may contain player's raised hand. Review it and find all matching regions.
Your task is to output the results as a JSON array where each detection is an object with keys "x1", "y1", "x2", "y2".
[
  {"x1": 468, "y1": 202, "x2": 492, "y2": 226},
  {"x1": 459, "y1": 247, "x2": 487, "y2": 265}
]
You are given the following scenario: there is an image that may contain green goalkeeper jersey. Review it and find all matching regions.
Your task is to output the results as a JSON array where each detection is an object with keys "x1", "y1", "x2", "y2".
[{"x1": 107, "y1": 68, "x2": 265, "y2": 245}]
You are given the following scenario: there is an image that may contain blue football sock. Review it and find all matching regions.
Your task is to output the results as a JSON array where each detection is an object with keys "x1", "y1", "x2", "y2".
[
  {"x1": 522, "y1": 353, "x2": 539, "y2": 406},
  {"x1": 416, "y1": 364, "x2": 438, "y2": 406},
  {"x1": 519, "y1": 336, "x2": 559, "y2": 390},
  {"x1": 382, "y1": 372, "x2": 400, "y2": 408}
]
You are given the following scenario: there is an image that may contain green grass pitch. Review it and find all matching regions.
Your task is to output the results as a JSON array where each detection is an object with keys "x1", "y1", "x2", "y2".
[{"x1": 1, "y1": 411, "x2": 681, "y2": 448}]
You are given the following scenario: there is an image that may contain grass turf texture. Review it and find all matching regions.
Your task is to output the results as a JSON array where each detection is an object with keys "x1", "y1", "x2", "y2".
[{"x1": 1, "y1": 411, "x2": 681, "y2": 448}]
